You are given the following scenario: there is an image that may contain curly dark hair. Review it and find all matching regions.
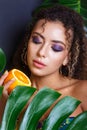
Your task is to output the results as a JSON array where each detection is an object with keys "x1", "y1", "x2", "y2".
[{"x1": 12, "y1": 4, "x2": 87, "y2": 79}]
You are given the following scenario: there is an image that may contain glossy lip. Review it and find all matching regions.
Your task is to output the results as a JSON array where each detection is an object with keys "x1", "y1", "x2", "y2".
[{"x1": 33, "y1": 60, "x2": 46, "y2": 69}]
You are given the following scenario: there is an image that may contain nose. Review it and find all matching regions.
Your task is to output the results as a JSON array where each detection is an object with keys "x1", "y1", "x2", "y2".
[{"x1": 37, "y1": 44, "x2": 47, "y2": 58}]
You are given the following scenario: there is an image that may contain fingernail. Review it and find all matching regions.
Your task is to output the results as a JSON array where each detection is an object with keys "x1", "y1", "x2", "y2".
[{"x1": 4, "y1": 70, "x2": 8, "y2": 75}]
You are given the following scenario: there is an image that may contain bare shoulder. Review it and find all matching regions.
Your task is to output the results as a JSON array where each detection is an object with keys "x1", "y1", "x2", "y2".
[
  {"x1": 77, "y1": 80, "x2": 87, "y2": 110},
  {"x1": 76, "y1": 80, "x2": 87, "y2": 94},
  {"x1": 79, "y1": 80, "x2": 87, "y2": 89}
]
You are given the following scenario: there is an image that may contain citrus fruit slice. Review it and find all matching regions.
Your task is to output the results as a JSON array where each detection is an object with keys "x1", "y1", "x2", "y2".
[{"x1": 4, "y1": 69, "x2": 31, "y2": 94}]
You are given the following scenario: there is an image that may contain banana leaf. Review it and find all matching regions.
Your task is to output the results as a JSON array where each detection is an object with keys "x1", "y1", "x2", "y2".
[
  {"x1": 58, "y1": 0, "x2": 79, "y2": 4},
  {"x1": 0, "y1": 48, "x2": 6, "y2": 72},
  {"x1": 0, "y1": 86, "x2": 36, "y2": 130},
  {"x1": 80, "y1": 7, "x2": 87, "y2": 18},
  {"x1": 80, "y1": 0, "x2": 87, "y2": 8},
  {"x1": 0, "y1": 86, "x2": 87, "y2": 130},
  {"x1": 66, "y1": 111, "x2": 87, "y2": 130},
  {"x1": 42, "y1": 96, "x2": 81, "y2": 130},
  {"x1": 0, "y1": 86, "x2": 3, "y2": 97},
  {"x1": 19, "y1": 87, "x2": 61, "y2": 130}
]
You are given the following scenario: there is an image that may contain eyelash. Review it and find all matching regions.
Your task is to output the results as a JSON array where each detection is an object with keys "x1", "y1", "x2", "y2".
[
  {"x1": 32, "y1": 36, "x2": 64, "y2": 52},
  {"x1": 51, "y1": 44, "x2": 64, "y2": 52},
  {"x1": 32, "y1": 36, "x2": 42, "y2": 44}
]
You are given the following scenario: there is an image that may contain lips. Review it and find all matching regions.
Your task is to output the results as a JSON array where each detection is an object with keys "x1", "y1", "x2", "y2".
[{"x1": 33, "y1": 60, "x2": 46, "y2": 68}]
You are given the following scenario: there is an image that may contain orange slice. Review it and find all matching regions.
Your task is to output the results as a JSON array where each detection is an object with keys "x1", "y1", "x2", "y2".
[{"x1": 4, "y1": 69, "x2": 31, "y2": 94}]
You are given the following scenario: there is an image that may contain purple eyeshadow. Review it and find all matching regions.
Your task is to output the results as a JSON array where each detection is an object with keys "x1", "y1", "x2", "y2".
[
  {"x1": 33, "y1": 36, "x2": 41, "y2": 43},
  {"x1": 52, "y1": 44, "x2": 64, "y2": 52}
]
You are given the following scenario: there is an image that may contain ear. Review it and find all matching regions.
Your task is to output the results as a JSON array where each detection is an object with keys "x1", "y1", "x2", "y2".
[{"x1": 63, "y1": 55, "x2": 69, "y2": 66}]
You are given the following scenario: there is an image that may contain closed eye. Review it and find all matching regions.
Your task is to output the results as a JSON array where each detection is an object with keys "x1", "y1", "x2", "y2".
[
  {"x1": 32, "y1": 36, "x2": 42, "y2": 44},
  {"x1": 51, "y1": 44, "x2": 64, "y2": 52}
]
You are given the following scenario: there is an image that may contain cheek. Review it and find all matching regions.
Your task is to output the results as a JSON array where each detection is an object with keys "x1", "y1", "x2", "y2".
[
  {"x1": 52, "y1": 58, "x2": 62, "y2": 68},
  {"x1": 27, "y1": 43, "x2": 34, "y2": 56},
  {"x1": 27, "y1": 44, "x2": 33, "y2": 62},
  {"x1": 50, "y1": 52, "x2": 68, "y2": 67},
  {"x1": 28, "y1": 41, "x2": 38, "y2": 53},
  {"x1": 27, "y1": 43, "x2": 38, "y2": 64}
]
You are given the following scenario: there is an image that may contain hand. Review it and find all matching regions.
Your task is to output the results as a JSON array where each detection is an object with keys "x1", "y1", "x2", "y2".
[
  {"x1": 0, "y1": 70, "x2": 15, "y2": 123},
  {"x1": 0, "y1": 71, "x2": 15, "y2": 96}
]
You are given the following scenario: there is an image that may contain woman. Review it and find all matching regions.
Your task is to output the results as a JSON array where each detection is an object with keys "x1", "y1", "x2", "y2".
[{"x1": 0, "y1": 3, "x2": 87, "y2": 129}]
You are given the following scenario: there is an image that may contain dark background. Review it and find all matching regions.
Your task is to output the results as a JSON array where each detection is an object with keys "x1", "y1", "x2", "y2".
[
  {"x1": 0, "y1": 0, "x2": 42, "y2": 69},
  {"x1": 0, "y1": 0, "x2": 87, "y2": 70}
]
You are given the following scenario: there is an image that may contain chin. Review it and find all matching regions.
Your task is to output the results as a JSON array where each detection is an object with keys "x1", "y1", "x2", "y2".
[{"x1": 30, "y1": 69, "x2": 43, "y2": 76}]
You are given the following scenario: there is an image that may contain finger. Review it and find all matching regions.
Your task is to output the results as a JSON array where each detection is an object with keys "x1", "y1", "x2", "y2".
[
  {"x1": 4, "y1": 78, "x2": 15, "y2": 90},
  {"x1": 3, "y1": 78, "x2": 15, "y2": 95},
  {"x1": 0, "y1": 71, "x2": 8, "y2": 86}
]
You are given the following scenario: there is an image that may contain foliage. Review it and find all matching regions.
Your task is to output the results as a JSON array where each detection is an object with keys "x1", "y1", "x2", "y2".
[
  {"x1": 0, "y1": 2, "x2": 87, "y2": 128},
  {"x1": 0, "y1": 87, "x2": 3, "y2": 97},
  {"x1": 0, "y1": 86, "x2": 87, "y2": 130},
  {"x1": 0, "y1": 47, "x2": 6, "y2": 105},
  {"x1": 42, "y1": 0, "x2": 87, "y2": 27},
  {"x1": 0, "y1": 48, "x2": 6, "y2": 73}
]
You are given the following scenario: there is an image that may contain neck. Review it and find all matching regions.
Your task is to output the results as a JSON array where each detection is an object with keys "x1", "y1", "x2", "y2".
[{"x1": 30, "y1": 73, "x2": 66, "y2": 90}]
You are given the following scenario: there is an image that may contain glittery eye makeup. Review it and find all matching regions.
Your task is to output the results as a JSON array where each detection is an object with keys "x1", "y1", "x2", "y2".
[
  {"x1": 31, "y1": 32, "x2": 66, "y2": 52},
  {"x1": 32, "y1": 36, "x2": 42, "y2": 44},
  {"x1": 52, "y1": 44, "x2": 64, "y2": 52}
]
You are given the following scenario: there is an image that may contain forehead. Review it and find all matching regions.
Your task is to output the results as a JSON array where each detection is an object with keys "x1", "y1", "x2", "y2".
[
  {"x1": 32, "y1": 19, "x2": 67, "y2": 40},
  {"x1": 32, "y1": 20, "x2": 67, "y2": 42},
  {"x1": 31, "y1": 19, "x2": 73, "y2": 48},
  {"x1": 33, "y1": 19, "x2": 65, "y2": 32}
]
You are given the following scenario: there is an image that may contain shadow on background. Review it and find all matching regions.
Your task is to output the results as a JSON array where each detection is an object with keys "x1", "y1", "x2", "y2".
[
  {"x1": 0, "y1": 0, "x2": 42, "y2": 69},
  {"x1": 0, "y1": 0, "x2": 87, "y2": 70}
]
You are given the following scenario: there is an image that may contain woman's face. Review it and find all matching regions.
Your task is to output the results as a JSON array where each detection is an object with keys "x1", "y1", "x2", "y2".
[{"x1": 27, "y1": 20, "x2": 70, "y2": 77}]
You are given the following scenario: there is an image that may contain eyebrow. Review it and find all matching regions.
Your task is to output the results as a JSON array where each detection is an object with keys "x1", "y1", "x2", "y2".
[
  {"x1": 32, "y1": 32, "x2": 66, "y2": 47},
  {"x1": 51, "y1": 40, "x2": 66, "y2": 47},
  {"x1": 32, "y1": 32, "x2": 44, "y2": 40}
]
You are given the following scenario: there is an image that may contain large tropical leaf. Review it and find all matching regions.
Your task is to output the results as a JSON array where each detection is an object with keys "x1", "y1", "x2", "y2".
[
  {"x1": 66, "y1": 111, "x2": 87, "y2": 130},
  {"x1": 0, "y1": 48, "x2": 6, "y2": 72},
  {"x1": 0, "y1": 86, "x2": 36, "y2": 130},
  {"x1": 0, "y1": 86, "x2": 87, "y2": 130},
  {"x1": 0, "y1": 86, "x2": 3, "y2": 97},
  {"x1": 19, "y1": 87, "x2": 61, "y2": 130},
  {"x1": 42, "y1": 96, "x2": 80, "y2": 130}
]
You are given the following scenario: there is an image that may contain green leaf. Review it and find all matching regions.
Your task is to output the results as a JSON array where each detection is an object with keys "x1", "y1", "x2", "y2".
[
  {"x1": 66, "y1": 111, "x2": 87, "y2": 130},
  {"x1": 19, "y1": 87, "x2": 61, "y2": 130},
  {"x1": 0, "y1": 86, "x2": 36, "y2": 130},
  {"x1": 0, "y1": 48, "x2": 6, "y2": 72},
  {"x1": 0, "y1": 86, "x2": 3, "y2": 97},
  {"x1": 42, "y1": 96, "x2": 81, "y2": 130},
  {"x1": 58, "y1": 0, "x2": 79, "y2": 4}
]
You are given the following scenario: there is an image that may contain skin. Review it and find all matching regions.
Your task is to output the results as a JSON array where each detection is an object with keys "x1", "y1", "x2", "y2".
[
  {"x1": 27, "y1": 20, "x2": 69, "y2": 89},
  {"x1": 0, "y1": 71, "x2": 15, "y2": 122},
  {"x1": 0, "y1": 19, "x2": 87, "y2": 122},
  {"x1": 27, "y1": 20, "x2": 87, "y2": 118}
]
